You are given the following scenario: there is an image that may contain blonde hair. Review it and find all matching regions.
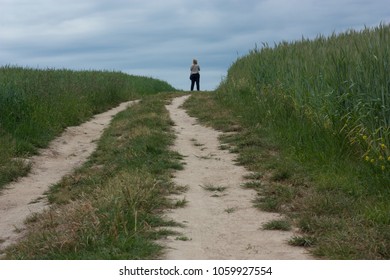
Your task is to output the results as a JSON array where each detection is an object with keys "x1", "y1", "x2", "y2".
[{"x1": 193, "y1": 59, "x2": 198, "y2": 65}]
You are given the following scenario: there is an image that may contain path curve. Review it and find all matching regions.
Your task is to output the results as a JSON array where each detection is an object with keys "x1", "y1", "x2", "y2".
[
  {"x1": 0, "y1": 100, "x2": 137, "y2": 251},
  {"x1": 163, "y1": 95, "x2": 312, "y2": 259}
]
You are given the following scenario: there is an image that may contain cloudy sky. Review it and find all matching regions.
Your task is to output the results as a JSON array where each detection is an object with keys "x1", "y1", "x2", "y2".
[{"x1": 1, "y1": 0, "x2": 389, "y2": 90}]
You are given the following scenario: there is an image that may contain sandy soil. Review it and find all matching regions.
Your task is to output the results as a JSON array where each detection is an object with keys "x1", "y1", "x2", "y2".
[
  {"x1": 162, "y1": 95, "x2": 312, "y2": 259},
  {"x1": 0, "y1": 101, "x2": 137, "y2": 251}
]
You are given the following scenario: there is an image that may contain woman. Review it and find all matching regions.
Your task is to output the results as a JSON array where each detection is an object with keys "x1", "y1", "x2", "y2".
[{"x1": 190, "y1": 59, "x2": 200, "y2": 91}]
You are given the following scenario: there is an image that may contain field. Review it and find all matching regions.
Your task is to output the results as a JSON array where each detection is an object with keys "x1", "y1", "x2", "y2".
[
  {"x1": 0, "y1": 67, "x2": 174, "y2": 189},
  {"x1": 218, "y1": 24, "x2": 389, "y2": 176},
  {"x1": 185, "y1": 24, "x2": 390, "y2": 259},
  {"x1": 1, "y1": 24, "x2": 389, "y2": 260}
]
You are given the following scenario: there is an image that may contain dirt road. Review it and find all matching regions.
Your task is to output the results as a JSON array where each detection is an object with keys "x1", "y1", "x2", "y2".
[
  {"x1": 0, "y1": 101, "x2": 137, "y2": 251},
  {"x1": 163, "y1": 95, "x2": 312, "y2": 259},
  {"x1": 0, "y1": 94, "x2": 312, "y2": 259}
]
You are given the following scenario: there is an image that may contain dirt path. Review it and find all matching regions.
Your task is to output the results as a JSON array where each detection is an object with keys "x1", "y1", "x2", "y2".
[
  {"x1": 163, "y1": 95, "x2": 312, "y2": 259},
  {"x1": 0, "y1": 100, "x2": 137, "y2": 251}
]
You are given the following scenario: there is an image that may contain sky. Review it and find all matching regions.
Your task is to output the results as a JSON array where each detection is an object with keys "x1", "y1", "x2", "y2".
[{"x1": 1, "y1": 0, "x2": 389, "y2": 90}]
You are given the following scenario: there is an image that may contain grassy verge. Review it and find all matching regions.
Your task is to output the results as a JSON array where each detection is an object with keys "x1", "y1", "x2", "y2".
[
  {"x1": 184, "y1": 91, "x2": 389, "y2": 259},
  {"x1": 0, "y1": 66, "x2": 175, "y2": 190},
  {"x1": 3, "y1": 92, "x2": 185, "y2": 259}
]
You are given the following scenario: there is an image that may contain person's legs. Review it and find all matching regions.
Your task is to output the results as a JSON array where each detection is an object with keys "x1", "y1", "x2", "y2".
[
  {"x1": 196, "y1": 74, "x2": 200, "y2": 91},
  {"x1": 190, "y1": 79, "x2": 195, "y2": 91}
]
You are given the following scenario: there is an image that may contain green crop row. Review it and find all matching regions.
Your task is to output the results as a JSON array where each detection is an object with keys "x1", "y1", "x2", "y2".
[{"x1": 218, "y1": 24, "x2": 389, "y2": 182}]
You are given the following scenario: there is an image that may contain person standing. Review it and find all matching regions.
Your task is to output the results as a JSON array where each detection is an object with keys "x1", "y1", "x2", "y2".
[{"x1": 190, "y1": 59, "x2": 200, "y2": 91}]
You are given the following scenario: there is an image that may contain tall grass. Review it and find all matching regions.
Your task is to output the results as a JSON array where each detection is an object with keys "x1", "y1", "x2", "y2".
[
  {"x1": 0, "y1": 66, "x2": 175, "y2": 189},
  {"x1": 218, "y1": 24, "x2": 390, "y2": 183},
  {"x1": 205, "y1": 24, "x2": 390, "y2": 258}
]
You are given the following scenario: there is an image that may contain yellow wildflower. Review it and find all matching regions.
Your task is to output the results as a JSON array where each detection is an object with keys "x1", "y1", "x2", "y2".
[
  {"x1": 365, "y1": 156, "x2": 370, "y2": 161},
  {"x1": 370, "y1": 159, "x2": 375, "y2": 164},
  {"x1": 379, "y1": 156, "x2": 384, "y2": 161},
  {"x1": 381, "y1": 165, "x2": 385, "y2": 171},
  {"x1": 380, "y1": 143, "x2": 387, "y2": 150},
  {"x1": 362, "y1": 135, "x2": 368, "y2": 140}
]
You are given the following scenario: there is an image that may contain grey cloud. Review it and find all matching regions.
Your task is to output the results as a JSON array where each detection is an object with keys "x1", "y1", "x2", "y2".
[{"x1": 1, "y1": 0, "x2": 389, "y2": 90}]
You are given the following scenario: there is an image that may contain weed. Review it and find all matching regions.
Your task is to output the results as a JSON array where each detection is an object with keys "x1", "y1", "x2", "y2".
[
  {"x1": 219, "y1": 144, "x2": 230, "y2": 150},
  {"x1": 201, "y1": 184, "x2": 227, "y2": 192},
  {"x1": 262, "y1": 219, "x2": 292, "y2": 231},
  {"x1": 190, "y1": 138, "x2": 204, "y2": 147},
  {"x1": 168, "y1": 184, "x2": 189, "y2": 195},
  {"x1": 24, "y1": 213, "x2": 39, "y2": 224},
  {"x1": 241, "y1": 181, "x2": 262, "y2": 190},
  {"x1": 175, "y1": 236, "x2": 192, "y2": 241},
  {"x1": 289, "y1": 236, "x2": 317, "y2": 247},
  {"x1": 173, "y1": 198, "x2": 188, "y2": 208},
  {"x1": 243, "y1": 172, "x2": 263, "y2": 180},
  {"x1": 271, "y1": 169, "x2": 291, "y2": 182},
  {"x1": 195, "y1": 153, "x2": 215, "y2": 160},
  {"x1": 224, "y1": 207, "x2": 237, "y2": 214},
  {"x1": 254, "y1": 184, "x2": 295, "y2": 212}
]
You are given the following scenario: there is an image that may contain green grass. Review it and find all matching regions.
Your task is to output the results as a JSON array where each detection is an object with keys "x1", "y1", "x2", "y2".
[
  {"x1": 201, "y1": 184, "x2": 227, "y2": 192},
  {"x1": 183, "y1": 24, "x2": 390, "y2": 261},
  {"x1": 262, "y1": 219, "x2": 292, "y2": 231},
  {"x1": 0, "y1": 66, "x2": 175, "y2": 190},
  {"x1": 218, "y1": 24, "x2": 390, "y2": 178},
  {"x1": 185, "y1": 64, "x2": 390, "y2": 259},
  {"x1": 3, "y1": 93, "x2": 186, "y2": 259},
  {"x1": 175, "y1": 235, "x2": 192, "y2": 241},
  {"x1": 289, "y1": 236, "x2": 317, "y2": 248}
]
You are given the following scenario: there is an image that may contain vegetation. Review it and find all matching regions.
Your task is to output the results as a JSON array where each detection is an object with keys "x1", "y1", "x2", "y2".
[
  {"x1": 262, "y1": 219, "x2": 292, "y2": 231},
  {"x1": 184, "y1": 24, "x2": 390, "y2": 259},
  {"x1": 0, "y1": 66, "x2": 175, "y2": 190},
  {"x1": 2, "y1": 24, "x2": 390, "y2": 260},
  {"x1": 219, "y1": 24, "x2": 389, "y2": 177},
  {"x1": 4, "y1": 93, "x2": 185, "y2": 259}
]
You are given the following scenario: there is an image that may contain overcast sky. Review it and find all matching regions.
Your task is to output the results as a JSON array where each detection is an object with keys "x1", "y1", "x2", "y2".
[{"x1": 1, "y1": 0, "x2": 389, "y2": 90}]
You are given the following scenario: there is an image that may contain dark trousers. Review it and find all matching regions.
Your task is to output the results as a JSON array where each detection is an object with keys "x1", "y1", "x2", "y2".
[{"x1": 190, "y1": 73, "x2": 200, "y2": 91}]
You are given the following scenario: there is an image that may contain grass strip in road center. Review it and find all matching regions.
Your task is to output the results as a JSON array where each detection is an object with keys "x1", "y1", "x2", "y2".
[{"x1": 3, "y1": 93, "x2": 185, "y2": 259}]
